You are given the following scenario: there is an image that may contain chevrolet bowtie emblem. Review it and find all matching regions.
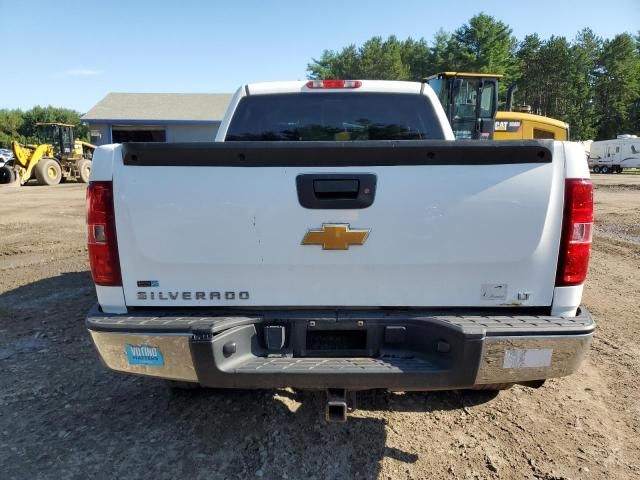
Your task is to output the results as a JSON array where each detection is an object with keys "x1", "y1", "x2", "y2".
[{"x1": 302, "y1": 224, "x2": 369, "y2": 250}]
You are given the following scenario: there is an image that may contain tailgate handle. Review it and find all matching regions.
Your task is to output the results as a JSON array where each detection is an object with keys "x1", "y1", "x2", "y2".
[
  {"x1": 297, "y1": 173, "x2": 376, "y2": 209},
  {"x1": 313, "y1": 179, "x2": 359, "y2": 199}
]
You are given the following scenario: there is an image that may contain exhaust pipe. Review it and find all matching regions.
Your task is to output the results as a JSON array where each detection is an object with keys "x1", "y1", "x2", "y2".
[
  {"x1": 325, "y1": 389, "x2": 348, "y2": 423},
  {"x1": 506, "y1": 82, "x2": 518, "y2": 112}
]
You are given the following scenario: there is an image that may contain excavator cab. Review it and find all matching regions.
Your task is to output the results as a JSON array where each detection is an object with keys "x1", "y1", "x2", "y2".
[{"x1": 424, "y1": 72, "x2": 501, "y2": 140}]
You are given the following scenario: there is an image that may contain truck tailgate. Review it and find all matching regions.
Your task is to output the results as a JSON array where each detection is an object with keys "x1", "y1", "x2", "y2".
[{"x1": 113, "y1": 141, "x2": 564, "y2": 308}]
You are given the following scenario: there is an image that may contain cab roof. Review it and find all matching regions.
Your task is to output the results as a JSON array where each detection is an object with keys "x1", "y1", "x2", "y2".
[
  {"x1": 423, "y1": 72, "x2": 504, "y2": 81},
  {"x1": 36, "y1": 122, "x2": 75, "y2": 127},
  {"x1": 245, "y1": 80, "x2": 423, "y2": 95}
]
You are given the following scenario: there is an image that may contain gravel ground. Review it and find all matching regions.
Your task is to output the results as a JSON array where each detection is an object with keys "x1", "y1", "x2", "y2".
[{"x1": 1, "y1": 175, "x2": 639, "y2": 480}]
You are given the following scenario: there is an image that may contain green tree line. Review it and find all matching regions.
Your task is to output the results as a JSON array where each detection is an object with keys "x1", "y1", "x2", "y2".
[
  {"x1": 308, "y1": 14, "x2": 640, "y2": 140},
  {"x1": 0, "y1": 106, "x2": 89, "y2": 149}
]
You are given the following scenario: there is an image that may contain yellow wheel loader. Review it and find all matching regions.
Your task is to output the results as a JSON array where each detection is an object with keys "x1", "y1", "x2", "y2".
[
  {"x1": 424, "y1": 72, "x2": 569, "y2": 141},
  {"x1": 6, "y1": 123, "x2": 95, "y2": 186}
]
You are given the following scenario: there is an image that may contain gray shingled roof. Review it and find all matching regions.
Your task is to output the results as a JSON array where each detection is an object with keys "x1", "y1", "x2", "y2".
[{"x1": 81, "y1": 93, "x2": 233, "y2": 123}]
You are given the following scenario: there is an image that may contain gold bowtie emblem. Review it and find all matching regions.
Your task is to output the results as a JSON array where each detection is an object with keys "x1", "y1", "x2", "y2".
[{"x1": 302, "y1": 224, "x2": 369, "y2": 250}]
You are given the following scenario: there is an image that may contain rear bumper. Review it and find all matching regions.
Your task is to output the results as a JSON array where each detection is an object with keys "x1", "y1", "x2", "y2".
[{"x1": 86, "y1": 306, "x2": 594, "y2": 390}]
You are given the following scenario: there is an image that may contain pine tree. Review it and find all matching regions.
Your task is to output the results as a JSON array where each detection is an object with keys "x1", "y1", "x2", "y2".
[
  {"x1": 565, "y1": 29, "x2": 601, "y2": 139},
  {"x1": 305, "y1": 15, "x2": 640, "y2": 140},
  {"x1": 595, "y1": 33, "x2": 640, "y2": 139}
]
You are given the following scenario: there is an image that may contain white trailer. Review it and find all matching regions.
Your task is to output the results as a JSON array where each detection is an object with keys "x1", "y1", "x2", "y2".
[{"x1": 589, "y1": 135, "x2": 640, "y2": 173}]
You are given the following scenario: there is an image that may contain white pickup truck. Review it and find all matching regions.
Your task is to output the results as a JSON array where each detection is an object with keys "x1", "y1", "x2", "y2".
[{"x1": 86, "y1": 79, "x2": 594, "y2": 420}]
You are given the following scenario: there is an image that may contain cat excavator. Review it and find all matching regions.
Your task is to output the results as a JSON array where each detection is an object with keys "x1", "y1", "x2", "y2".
[
  {"x1": 424, "y1": 72, "x2": 569, "y2": 141},
  {"x1": 1, "y1": 123, "x2": 95, "y2": 186}
]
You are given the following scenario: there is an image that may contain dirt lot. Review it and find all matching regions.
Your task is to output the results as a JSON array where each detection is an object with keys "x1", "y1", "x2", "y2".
[{"x1": 1, "y1": 175, "x2": 639, "y2": 480}]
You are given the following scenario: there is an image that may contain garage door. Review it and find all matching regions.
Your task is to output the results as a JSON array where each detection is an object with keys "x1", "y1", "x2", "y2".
[{"x1": 111, "y1": 126, "x2": 166, "y2": 143}]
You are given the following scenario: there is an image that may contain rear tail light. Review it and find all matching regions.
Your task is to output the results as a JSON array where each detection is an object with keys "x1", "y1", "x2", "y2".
[
  {"x1": 556, "y1": 179, "x2": 593, "y2": 286},
  {"x1": 87, "y1": 181, "x2": 122, "y2": 286},
  {"x1": 305, "y1": 79, "x2": 362, "y2": 89}
]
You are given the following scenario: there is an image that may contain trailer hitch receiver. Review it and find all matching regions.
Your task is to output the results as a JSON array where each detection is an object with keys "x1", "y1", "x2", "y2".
[{"x1": 325, "y1": 389, "x2": 348, "y2": 423}]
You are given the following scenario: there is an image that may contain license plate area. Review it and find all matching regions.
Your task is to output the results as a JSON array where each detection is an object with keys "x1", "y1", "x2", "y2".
[
  {"x1": 260, "y1": 313, "x2": 467, "y2": 364},
  {"x1": 305, "y1": 329, "x2": 368, "y2": 357}
]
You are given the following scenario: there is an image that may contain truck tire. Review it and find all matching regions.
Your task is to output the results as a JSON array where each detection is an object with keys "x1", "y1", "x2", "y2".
[
  {"x1": 592, "y1": 166, "x2": 600, "y2": 174},
  {"x1": 601, "y1": 166, "x2": 610, "y2": 174},
  {"x1": 77, "y1": 159, "x2": 91, "y2": 183},
  {"x1": 0, "y1": 165, "x2": 16, "y2": 184},
  {"x1": 34, "y1": 158, "x2": 62, "y2": 186}
]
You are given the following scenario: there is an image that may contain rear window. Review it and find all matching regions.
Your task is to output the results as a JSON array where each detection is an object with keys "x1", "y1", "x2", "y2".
[{"x1": 225, "y1": 92, "x2": 444, "y2": 141}]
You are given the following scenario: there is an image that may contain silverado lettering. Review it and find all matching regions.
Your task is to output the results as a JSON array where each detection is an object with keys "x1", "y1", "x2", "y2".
[{"x1": 136, "y1": 291, "x2": 250, "y2": 300}]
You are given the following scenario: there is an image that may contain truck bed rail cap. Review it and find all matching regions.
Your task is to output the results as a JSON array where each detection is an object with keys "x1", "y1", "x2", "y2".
[{"x1": 121, "y1": 140, "x2": 554, "y2": 168}]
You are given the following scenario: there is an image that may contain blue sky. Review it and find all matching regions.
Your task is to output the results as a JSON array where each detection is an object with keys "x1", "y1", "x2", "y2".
[{"x1": 1, "y1": 0, "x2": 638, "y2": 112}]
